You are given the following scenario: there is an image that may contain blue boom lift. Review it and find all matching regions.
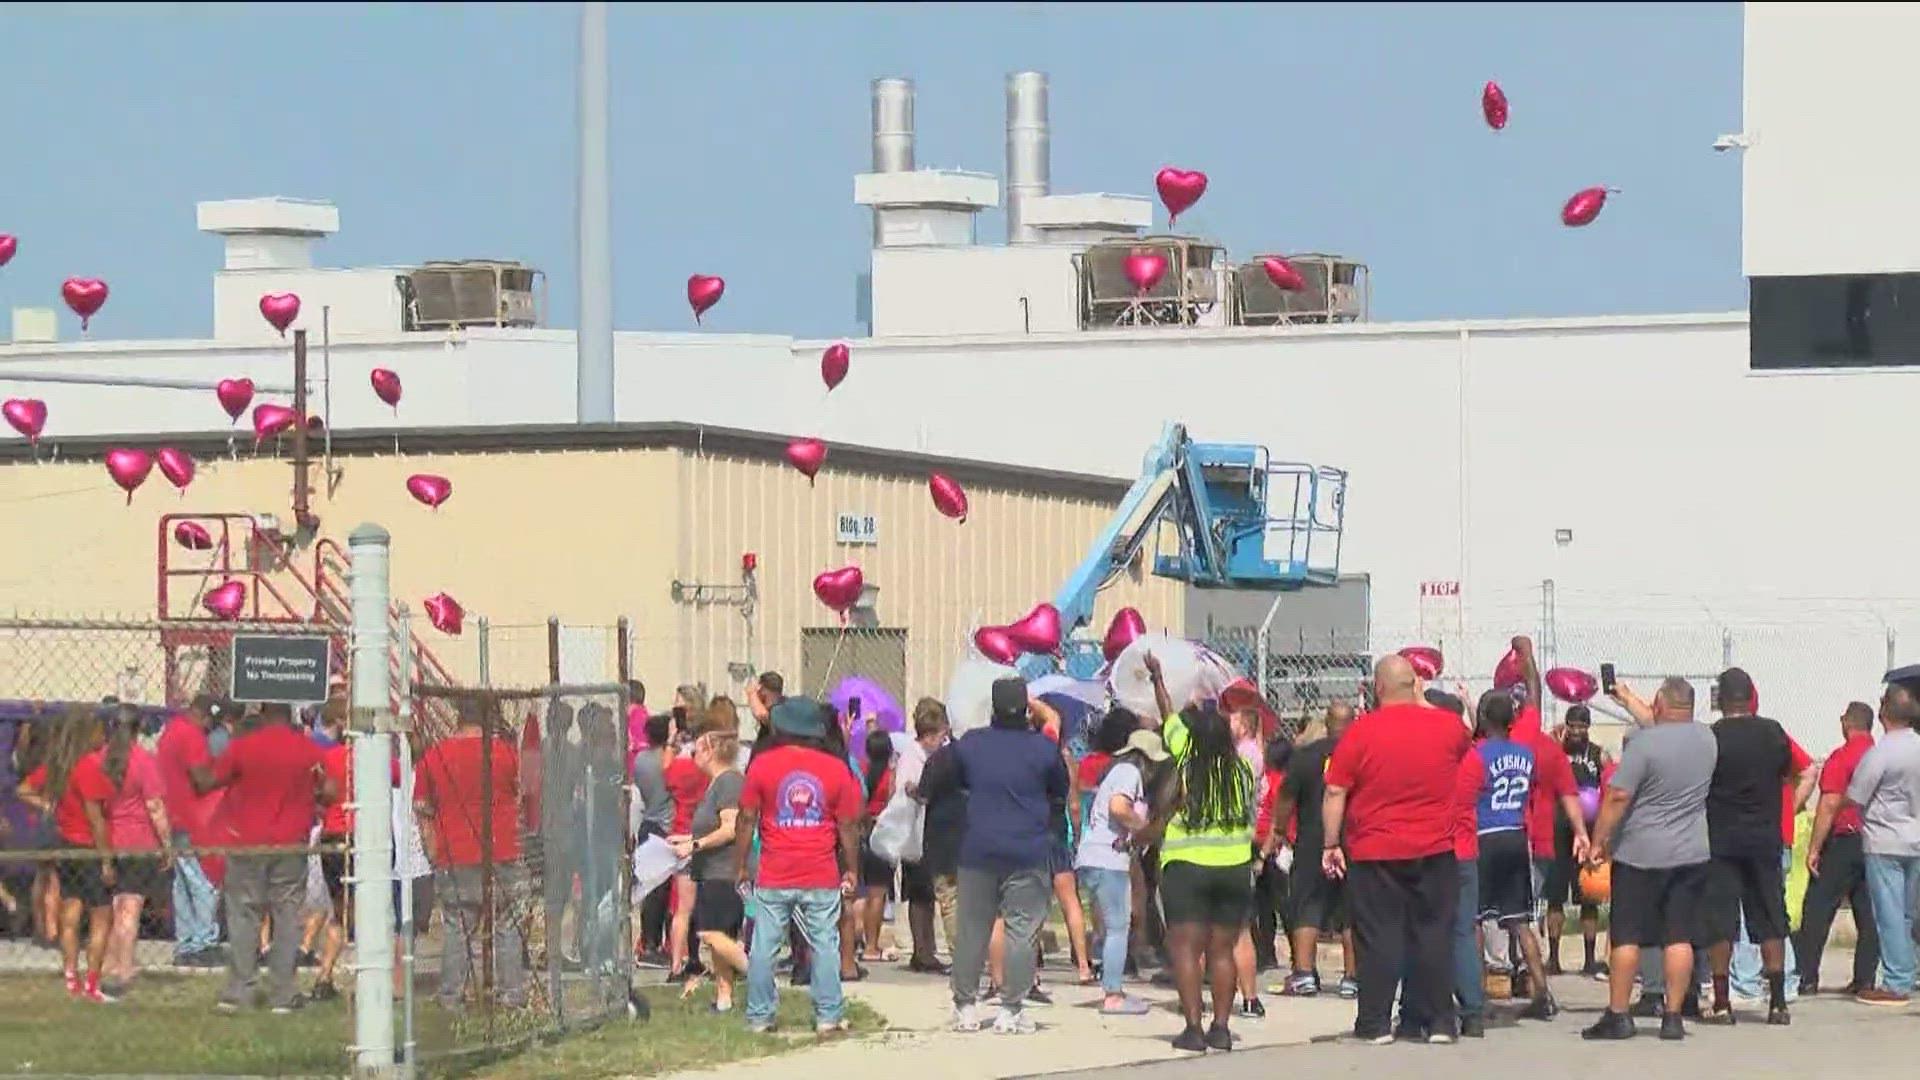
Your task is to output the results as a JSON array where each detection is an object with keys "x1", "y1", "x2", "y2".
[{"x1": 1023, "y1": 422, "x2": 1349, "y2": 679}]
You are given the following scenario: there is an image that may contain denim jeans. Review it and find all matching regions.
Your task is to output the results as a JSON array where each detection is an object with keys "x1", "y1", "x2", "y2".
[
  {"x1": 170, "y1": 830, "x2": 220, "y2": 956},
  {"x1": 1078, "y1": 867, "x2": 1131, "y2": 995},
  {"x1": 747, "y1": 887, "x2": 843, "y2": 1027},
  {"x1": 1454, "y1": 858, "x2": 1484, "y2": 1013},
  {"x1": 1865, "y1": 853, "x2": 1920, "y2": 994},
  {"x1": 1731, "y1": 850, "x2": 1797, "y2": 1001}
]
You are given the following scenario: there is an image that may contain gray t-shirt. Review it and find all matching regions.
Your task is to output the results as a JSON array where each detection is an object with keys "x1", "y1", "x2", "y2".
[
  {"x1": 1847, "y1": 727, "x2": 1920, "y2": 857},
  {"x1": 1075, "y1": 760, "x2": 1144, "y2": 873},
  {"x1": 688, "y1": 770, "x2": 746, "y2": 880},
  {"x1": 631, "y1": 748, "x2": 673, "y2": 834},
  {"x1": 1609, "y1": 721, "x2": 1717, "y2": 869}
]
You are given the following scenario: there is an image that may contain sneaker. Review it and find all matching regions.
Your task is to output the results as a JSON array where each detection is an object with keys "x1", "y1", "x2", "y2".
[
  {"x1": 83, "y1": 984, "x2": 120, "y2": 1004},
  {"x1": 815, "y1": 1019, "x2": 850, "y2": 1037},
  {"x1": 1798, "y1": 978, "x2": 1820, "y2": 997},
  {"x1": 1205, "y1": 1023, "x2": 1233, "y2": 1050},
  {"x1": 1099, "y1": 994, "x2": 1152, "y2": 1016},
  {"x1": 1584, "y1": 961, "x2": 1610, "y2": 981},
  {"x1": 1518, "y1": 996, "x2": 1559, "y2": 1021},
  {"x1": 1581, "y1": 1010, "x2": 1636, "y2": 1041},
  {"x1": 1629, "y1": 994, "x2": 1662, "y2": 1019},
  {"x1": 309, "y1": 981, "x2": 340, "y2": 1002},
  {"x1": 982, "y1": 984, "x2": 1002, "y2": 1004},
  {"x1": 1171, "y1": 1026, "x2": 1209, "y2": 1052},
  {"x1": 636, "y1": 949, "x2": 670, "y2": 970},
  {"x1": 63, "y1": 971, "x2": 81, "y2": 997},
  {"x1": 214, "y1": 998, "x2": 243, "y2": 1013},
  {"x1": 1025, "y1": 986, "x2": 1053, "y2": 1008},
  {"x1": 1459, "y1": 1012, "x2": 1486, "y2": 1039},
  {"x1": 1275, "y1": 971, "x2": 1319, "y2": 997},
  {"x1": 1857, "y1": 987, "x2": 1912, "y2": 1007},
  {"x1": 271, "y1": 995, "x2": 308, "y2": 1015},
  {"x1": 991, "y1": 1008, "x2": 1036, "y2": 1035},
  {"x1": 746, "y1": 1021, "x2": 776, "y2": 1035},
  {"x1": 1393, "y1": 1021, "x2": 1428, "y2": 1042},
  {"x1": 297, "y1": 949, "x2": 319, "y2": 969},
  {"x1": 1700, "y1": 1002, "x2": 1736, "y2": 1026},
  {"x1": 1659, "y1": 1012, "x2": 1686, "y2": 1040},
  {"x1": 1337, "y1": 975, "x2": 1359, "y2": 999},
  {"x1": 1352, "y1": 1030, "x2": 1395, "y2": 1046},
  {"x1": 1766, "y1": 1004, "x2": 1790, "y2": 1026},
  {"x1": 1238, "y1": 996, "x2": 1265, "y2": 1019},
  {"x1": 1426, "y1": 1028, "x2": 1456, "y2": 1045},
  {"x1": 952, "y1": 1003, "x2": 982, "y2": 1032}
]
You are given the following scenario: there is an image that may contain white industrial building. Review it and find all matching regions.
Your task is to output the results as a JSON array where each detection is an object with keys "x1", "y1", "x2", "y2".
[{"x1": 0, "y1": 2, "x2": 1911, "y2": 745}]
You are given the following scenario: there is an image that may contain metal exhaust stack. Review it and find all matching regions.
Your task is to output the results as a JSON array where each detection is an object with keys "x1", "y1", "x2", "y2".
[
  {"x1": 870, "y1": 78, "x2": 914, "y2": 241},
  {"x1": 576, "y1": 1, "x2": 614, "y2": 423},
  {"x1": 1005, "y1": 71, "x2": 1050, "y2": 244}
]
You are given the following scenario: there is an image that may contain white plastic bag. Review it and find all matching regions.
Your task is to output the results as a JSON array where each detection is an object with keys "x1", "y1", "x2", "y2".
[{"x1": 869, "y1": 788, "x2": 923, "y2": 865}]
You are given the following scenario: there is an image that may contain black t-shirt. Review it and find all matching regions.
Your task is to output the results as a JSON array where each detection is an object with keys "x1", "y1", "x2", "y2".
[
  {"x1": 1706, "y1": 714, "x2": 1793, "y2": 857},
  {"x1": 918, "y1": 743, "x2": 967, "y2": 876},
  {"x1": 1282, "y1": 737, "x2": 1337, "y2": 855},
  {"x1": 1565, "y1": 741, "x2": 1605, "y2": 789}
]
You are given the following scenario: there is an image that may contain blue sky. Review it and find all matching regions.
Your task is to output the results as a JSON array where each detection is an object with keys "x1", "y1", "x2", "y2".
[{"x1": 0, "y1": 2, "x2": 1741, "y2": 340}]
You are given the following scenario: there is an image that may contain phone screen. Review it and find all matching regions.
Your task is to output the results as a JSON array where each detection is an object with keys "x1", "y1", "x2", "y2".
[
  {"x1": 1599, "y1": 663, "x2": 1617, "y2": 694},
  {"x1": 848, "y1": 696, "x2": 863, "y2": 720}
]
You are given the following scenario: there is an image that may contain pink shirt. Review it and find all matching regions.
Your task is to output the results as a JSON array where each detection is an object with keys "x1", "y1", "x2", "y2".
[{"x1": 107, "y1": 746, "x2": 164, "y2": 851}]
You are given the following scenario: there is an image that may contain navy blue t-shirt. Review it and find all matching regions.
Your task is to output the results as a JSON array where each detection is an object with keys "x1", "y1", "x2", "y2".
[{"x1": 942, "y1": 724, "x2": 1068, "y2": 872}]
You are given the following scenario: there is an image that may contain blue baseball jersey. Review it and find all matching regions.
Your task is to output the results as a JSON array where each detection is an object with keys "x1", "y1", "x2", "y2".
[{"x1": 1473, "y1": 737, "x2": 1535, "y2": 835}]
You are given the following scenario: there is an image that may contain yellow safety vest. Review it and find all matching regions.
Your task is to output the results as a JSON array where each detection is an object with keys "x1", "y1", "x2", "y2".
[{"x1": 1161, "y1": 713, "x2": 1255, "y2": 868}]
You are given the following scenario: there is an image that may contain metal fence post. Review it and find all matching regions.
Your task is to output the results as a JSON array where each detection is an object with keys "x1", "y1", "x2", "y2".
[
  {"x1": 348, "y1": 524, "x2": 399, "y2": 1079},
  {"x1": 1723, "y1": 628, "x2": 1736, "y2": 669},
  {"x1": 1890, "y1": 628, "x2": 1899, "y2": 673},
  {"x1": 394, "y1": 603, "x2": 416, "y2": 1074},
  {"x1": 478, "y1": 615, "x2": 491, "y2": 688}
]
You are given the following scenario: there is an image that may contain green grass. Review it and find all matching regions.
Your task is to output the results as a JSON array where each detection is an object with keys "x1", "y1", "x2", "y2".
[{"x1": 0, "y1": 974, "x2": 882, "y2": 1079}]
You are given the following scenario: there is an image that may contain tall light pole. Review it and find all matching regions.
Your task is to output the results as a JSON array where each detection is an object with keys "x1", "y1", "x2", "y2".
[{"x1": 576, "y1": 1, "x2": 614, "y2": 423}]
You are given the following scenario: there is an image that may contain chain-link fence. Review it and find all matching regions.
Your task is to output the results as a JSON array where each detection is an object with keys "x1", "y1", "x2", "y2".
[{"x1": 406, "y1": 682, "x2": 633, "y2": 1072}]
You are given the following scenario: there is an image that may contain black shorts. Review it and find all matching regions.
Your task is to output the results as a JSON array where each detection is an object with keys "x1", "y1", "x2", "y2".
[
  {"x1": 1610, "y1": 861, "x2": 1710, "y2": 948},
  {"x1": 110, "y1": 851, "x2": 170, "y2": 902},
  {"x1": 1703, "y1": 852, "x2": 1790, "y2": 944},
  {"x1": 55, "y1": 849, "x2": 111, "y2": 908},
  {"x1": 1286, "y1": 849, "x2": 1347, "y2": 932},
  {"x1": 319, "y1": 834, "x2": 350, "y2": 908},
  {"x1": 899, "y1": 860, "x2": 936, "y2": 904},
  {"x1": 1160, "y1": 859, "x2": 1253, "y2": 929},
  {"x1": 858, "y1": 843, "x2": 896, "y2": 893},
  {"x1": 1542, "y1": 832, "x2": 1598, "y2": 909},
  {"x1": 1048, "y1": 840, "x2": 1075, "y2": 878},
  {"x1": 1478, "y1": 831, "x2": 1534, "y2": 925},
  {"x1": 694, "y1": 879, "x2": 745, "y2": 938},
  {"x1": 394, "y1": 877, "x2": 434, "y2": 934}
]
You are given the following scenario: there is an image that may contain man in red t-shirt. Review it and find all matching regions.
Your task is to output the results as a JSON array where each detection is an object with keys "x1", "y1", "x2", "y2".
[
  {"x1": 736, "y1": 697, "x2": 863, "y2": 1035},
  {"x1": 193, "y1": 702, "x2": 331, "y2": 1012},
  {"x1": 19, "y1": 711, "x2": 117, "y2": 1002},
  {"x1": 1798, "y1": 701, "x2": 1880, "y2": 993},
  {"x1": 415, "y1": 700, "x2": 527, "y2": 1010},
  {"x1": 156, "y1": 694, "x2": 226, "y2": 966},
  {"x1": 1323, "y1": 654, "x2": 1471, "y2": 1043}
]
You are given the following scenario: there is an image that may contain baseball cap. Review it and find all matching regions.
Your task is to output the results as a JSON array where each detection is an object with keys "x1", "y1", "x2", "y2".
[{"x1": 991, "y1": 677, "x2": 1028, "y2": 720}]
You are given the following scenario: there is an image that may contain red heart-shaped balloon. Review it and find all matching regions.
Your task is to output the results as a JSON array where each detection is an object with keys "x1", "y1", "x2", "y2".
[
  {"x1": 1101, "y1": 607, "x2": 1147, "y2": 664},
  {"x1": 0, "y1": 234, "x2": 16, "y2": 267},
  {"x1": 687, "y1": 275, "x2": 726, "y2": 322},
  {"x1": 1561, "y1": 187, "x2": 1613, "y2": 228},
  {"x1": 370, "y1": 368, "x2": 402, "y2": 410},
  {"x1": 62, "y1": 278, "x2": 109, "y2": 329},
  {"x1": 216, "y1": 378, "x2": 254, "y2": 423},
  {"x1": 928, "y1": 472, "x2": 968, "y2": 522},
  {"x1": 251, "y1": 403, "x2": 297, "y2": 445},
  {"x1": 173, "y1": 521, "x2": 213, "y2": 551},
  {"x1": 4, "y1": 398, "x2": 47, "y2": 443},
  {"x1": 1481, "y1": 80, "x2": 1509, "y2": 131},
  {"x1": 812, "y1": 566, "x2": 865, "y2": 614},
  {"x1": 1493, "y1": 647, "x2": 1526, "y2": 690},
  {"x1": 259, "y1": 293, "x2": 300, "y2": 335},
  {"x1": 1155, "y1": 167, "x2": 1208, "y2": 227},
  {"x1": 973, "y1": 625, "x2": 1020, "y2": 666},
  {"x1": 1398, "y1": 645, "x2": 1444, "y2": 681},
  {"x1": 1545, "y1": 667, "x2": 1598, "y2": 704},
  {"x1": 1261, "y1": 256, "x2": 1306, "y2": 292},
  {"x1": 1006, "y1": 603, "x2": 1062, "y2": 655},
  {"x1": 203, "y1": 580, "x2": 246, "y2": 621},
  {"x1": 156, "y1": 447, "x2": 195, "y2": 493},
  {"x1": 423, "y1": 592, "x2": 465, "y2": 636},
  {"x1": 105, "y1": 448, "x2": 153, "y2": 504},
  {"x1": 1123, "y1": 251, "x2": 1166, "y2": 294},
  {"x1": 406, "y1": 473, "x2": 452, "y2": 510},
  {"x1": 785, "y1": 438, "x2": 827, "y2": 482},
  {"x1": 821, "y1": 343, "x2": 850, "y2": 391}
]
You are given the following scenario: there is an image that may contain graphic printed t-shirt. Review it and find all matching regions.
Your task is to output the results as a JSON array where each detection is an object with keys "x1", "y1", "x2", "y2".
[
  {"x1": 156, "y1": 715, "x2": 214, "y2": 834},
  {"x1": 1281, "y1": 738, "x2": 1337, "y2": 854},
  {"x1": 213, "y1": 723, "x2": 325, "y2": 847},
  {"x1": 1324, "y1": 704, "x2": 1470, "y2": 862},
  {"x1": 688, "y1": 769, "x2": 746, "y2": 881},
  {"x1": 105, "y1": 746, "x2": 165, "y2": 850},
  {"x1": 1822, "y1": 732, "x2": 1876, "y2": 836},
  {"x1": 1846, "y1": 727, "x2": 1920, "y2": 857},
  {"x1": 1707, "y1": 714, "x2": 1799, "y2": 856},
  {"x1": 1471, "y1": 737, "x2": 1534, "y2": 834},
  {"x1": 416, "y1": 731, "x2": 522, "y2": 865},
  {"x1": 319, "y1": 742, "x2": 353, "y2": 836},
  {"x1": 741, "y1": 745, "x2": 861, "y2": 889},
  {"x1": 1607, "y1": 721, "x2": 1716, "y2": 869},
  {"x1": 26, "y1": 753, "x2": 115, "y2": 846},
  {"x1": 1075, "y1": 759, "x2": 1143, "y2": 872}
]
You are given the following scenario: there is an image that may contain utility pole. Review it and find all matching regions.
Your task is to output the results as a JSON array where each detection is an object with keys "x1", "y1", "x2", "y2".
[
  {"x1": 576, "y1": 1, "x2": 614, "y2": 422},
  {"x1": 349, "y1": 524, "x2": 400, "y2": 1079}
]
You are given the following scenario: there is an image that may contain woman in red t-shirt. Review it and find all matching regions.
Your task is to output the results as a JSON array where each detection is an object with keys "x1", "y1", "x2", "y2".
[
  {"x1": 18, "y1": 706, "x2": 117, "y2": 1002},
  {"x1": 855, "y1": 729, "x2": 897, "y2": 965},
  {"x1": 99, "y1": 705, "x2": 172, "y2": 994}
]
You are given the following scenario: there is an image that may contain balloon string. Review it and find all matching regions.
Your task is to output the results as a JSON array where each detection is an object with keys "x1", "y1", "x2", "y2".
[{"x1": 821, "y1": 624, "x2": 850, "y2": 689}]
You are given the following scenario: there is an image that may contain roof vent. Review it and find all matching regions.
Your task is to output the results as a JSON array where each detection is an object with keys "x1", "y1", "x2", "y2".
[
  {"x1": 1075, "y1": 236, "x2": 1224, "y2": 329},
  {"x1": 1230, "y1": 255, "x2": 1369, "y2": 325},
  {"x1": 397, "y1": 260, "x2": 545, "y2": 330}
]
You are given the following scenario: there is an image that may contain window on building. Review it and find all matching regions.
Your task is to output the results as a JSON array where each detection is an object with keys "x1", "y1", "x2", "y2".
[{"x1": 1750, "y1": 273, "x2": 1920, "y2": 369}]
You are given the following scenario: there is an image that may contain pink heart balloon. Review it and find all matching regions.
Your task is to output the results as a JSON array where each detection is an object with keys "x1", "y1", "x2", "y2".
[
  {"x1": 216, "y1": 378, "x2": 254, "y2": 423},
  {"x1": 423, "y1": 592, "x2": 465, "y2": 636},
  {"x1": 1399, "y1": 645, "x2": 1444, "y2": 681},
  {"x1": 821, "y1": 343, "x2": 850, "y2": 391},
  {"x1": 203, "y1": 580, "x2": 246, "y2": 621},
  {"x1": 0, "y1": 234, "x2": 15, "y2": 268},
  {"x1": 258, "y1": 293, "x2": 300, "y2": 335},
  {"x1": 251, "y1": 403, "x2": 297, "y2": 445},
  {"x1": 62, "y1": 278, "x2": 108, "y2": 330},
  {"x1": 156, "y1": 447, "x2": 195, "y2": 494},
  {"x1": 1481, "y1": 80, "x2": 1509, "y2": 130},
  {"x1": 1006, "y1": 602, "x2": 1062, "y2": 655},
  {"x1": 370, "y1": 367, "x2": 402, "y2": 410},
  {"x1": 1155, "y1": 167, "x2": 1208, "y2": 227},
  {"x1": 784, "y1": 438, "x2": 827, "y2": 483},
  {"x1": 1261, "y1": 256, "x2": 1306, "y2": 292},
  {"x1": 812, "y1": 566, "x2": 865, "y2": 615},
  {"x1": 1493, "y1": 647, "x2": 1526, "y2": 690},
  {"x1": 1123, "y1": 250, "x2": 1166, "y2": 294},
  {"x1": 104, "y1": 448, "x2": 153, "y2": 504},
  {"x1": 1101, "y1": 607, "x2": 1147, "y2": 664},
  {"x1": 973, "y1": 625, "x2": 1020, "y2": 666},
  {"x1": 928, "y1": 472, "x2": 968, "y2": 523},
  {"x1": 406, "y1": 473, "x2": 452, "y2": 510},
  {"x1": 173, "y1": 521, "x2": 213, "y2": 551},
  {"x1": 1561, "y1": 187, "x2": 1614, "y2": 228},
  {"x1": 687, "y1": 274, "x2": 725, "y2": 322},
  {"x1": 1545, "y1": 666, "x2": 1598, "y2": 704},
  {"x1": 4, "y1": 398, "x2": 47, "y2": 443}
]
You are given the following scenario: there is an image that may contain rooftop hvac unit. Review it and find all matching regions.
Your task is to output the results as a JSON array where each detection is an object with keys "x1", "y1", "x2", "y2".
[
  {"x1": 1230, "y1": 254, "x2": 1369, "y2": 326},
  {"x1": 1076, "y1": 236, "x2": 1223, "y2": 329},
  {"x1": 397, "y1": 260, "x2": 545, "y2": 331}
]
